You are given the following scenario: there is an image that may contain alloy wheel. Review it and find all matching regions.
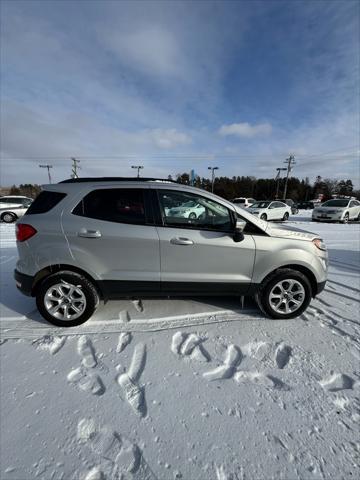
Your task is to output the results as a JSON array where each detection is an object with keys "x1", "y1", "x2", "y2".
[
  {"x1": 44, "y1": 281, "x2": 87, "y2": 321},
  {"x1": 269, "y1": 279, "x2": 305, "y2": 315}
]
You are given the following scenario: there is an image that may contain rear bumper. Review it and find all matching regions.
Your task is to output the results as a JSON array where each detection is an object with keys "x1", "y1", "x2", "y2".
[{"x1": 14, "y1": 269, "x2": 34, "y2": 296}]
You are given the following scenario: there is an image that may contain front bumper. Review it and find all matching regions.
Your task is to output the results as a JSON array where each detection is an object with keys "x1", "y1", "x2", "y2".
[{"x1": 14, "y1": 269, "x2": 34, "y2": 296}]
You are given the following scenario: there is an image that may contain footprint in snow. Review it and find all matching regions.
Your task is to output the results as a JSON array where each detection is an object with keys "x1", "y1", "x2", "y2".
[
  {"x1": 274, "y1": 343, "x2": 292, "y2": 369},
  {"x1": 132, "y1": 299, "x2": 144, "y2": 313},
  {"x1": 203, "y1": 344, "x2": 242, "y2": 381},
  {"x1": 319, "y1": 373, "x2": 354, "y2": 392},
  {"x1": 77, "y1": 418, "x2": 144, "y2": 478},
  {"x1": 33, "y1": 335, "x2": 66, "y2": 355},
  {"x1": 67, "y1": 367, "x2": 105, "y2": 396},
  {"x1": 171, "y1": 331, "x2": 210, "y2": 362},
  {"x1": 117, "y1": 343, "x2": 147, "y2": 417},
  {"x1": 234, "y1": 371, "x2": 288, "y2": 390},
  {"x1": 78, "y1": 335, "x2": 97, "y2": 368},
  {"x1": 116, "y1": 332, "x2": 132, "y2": 353}
]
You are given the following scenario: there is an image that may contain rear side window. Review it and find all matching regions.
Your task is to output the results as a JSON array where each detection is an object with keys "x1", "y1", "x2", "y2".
[
  {"x1": 73, "y1": 189, "x2": 147, "y2": 225},
  {"x1": 25, "y1": 191, "x2": 67, "y2": 214}
]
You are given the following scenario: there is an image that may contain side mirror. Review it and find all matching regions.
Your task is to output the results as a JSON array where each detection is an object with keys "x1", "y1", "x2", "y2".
[{"x1": 234, "y1": 219, "x2": 246, "y2": 242}]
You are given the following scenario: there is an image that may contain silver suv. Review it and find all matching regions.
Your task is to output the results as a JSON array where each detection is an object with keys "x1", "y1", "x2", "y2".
[{"x1": 14, "y1": 178, "x2": 328, "y2": 326}]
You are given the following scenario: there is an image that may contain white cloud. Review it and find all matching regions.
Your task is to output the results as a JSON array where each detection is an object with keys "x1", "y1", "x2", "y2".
[
  {"x1": 218, "y1": 122, "x2": 272, "y2": 138},
  {"x1": 99, "y1": 26, "x2": 184, "y2": 78},
  {"x1": 150, "y1": 129, "x2": 192, "y2": 149}
]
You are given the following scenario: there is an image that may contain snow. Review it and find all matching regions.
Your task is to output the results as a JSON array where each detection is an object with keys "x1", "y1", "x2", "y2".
[{"x1": 1, "y1": 213, "x2": 360, "y2": 480}]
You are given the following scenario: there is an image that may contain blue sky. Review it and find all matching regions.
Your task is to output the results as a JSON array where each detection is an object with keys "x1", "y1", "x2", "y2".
[{"x1": 1, "y1": 0, "x2": 359, "y2": 186}]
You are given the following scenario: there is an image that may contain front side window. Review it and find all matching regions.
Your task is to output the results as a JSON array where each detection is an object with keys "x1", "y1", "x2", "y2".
[
  {"x1": 158, "y1": 190, "x2": 233, "y2": 231},
  {"x1": 251, "y1": 201, "x2": 271, "y2": 209},
  {"x1": 73, "y1": 189, "x2": 146, "y2": 225}
]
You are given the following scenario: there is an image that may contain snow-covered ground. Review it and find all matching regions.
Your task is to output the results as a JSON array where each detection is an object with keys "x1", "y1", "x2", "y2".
[{"x1": 1, "y1": 212, "x2": 359, "y2": 480}]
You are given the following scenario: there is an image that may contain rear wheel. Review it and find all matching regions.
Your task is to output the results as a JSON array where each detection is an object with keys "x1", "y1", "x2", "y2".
[
  {"x1": 255, "y1": 269, "x2": 312, "y2": 319},
  {"x1": 1, "y1": 212, "x2": 17, "y2": 223},
  {"x1": 36, "y1": 271, "x2": 99, "y2": 327},
  {"x1": 282, "y1": 212, "x2": 289, "y2": 221},
  {"x1": 260, "y1": 213, "x2": 267, "y2": 221}
]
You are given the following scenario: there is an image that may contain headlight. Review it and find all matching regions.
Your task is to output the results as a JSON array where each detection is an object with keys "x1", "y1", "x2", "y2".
[{"x1": 312, "y1": 238, "x2": 326, "y2": 251}]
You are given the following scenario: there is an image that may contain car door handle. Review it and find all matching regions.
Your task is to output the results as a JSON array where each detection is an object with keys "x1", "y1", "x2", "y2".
[
  {"x1": 77, "y1": 229, "x2": 102, "y2": 238},
  {"x1": 170, "y1": 237, "x2": 194, "y2": 245}
]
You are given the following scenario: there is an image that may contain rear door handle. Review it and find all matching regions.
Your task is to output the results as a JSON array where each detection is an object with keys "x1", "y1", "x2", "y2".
[
  {"x1": 170, "y1": 237, "x2": 194, "y2": 245},
  {"x1": 77, "y1": 229, "x2": 102, "y2": 238}
]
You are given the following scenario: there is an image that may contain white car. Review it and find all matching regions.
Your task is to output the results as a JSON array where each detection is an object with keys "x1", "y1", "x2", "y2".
[
  {"x1": 167, "y1": 200, "x2": 205, "y2": 219},
  {"x1": 312, "y1": 198, "x2": 360, "y2": 223},
  {"x1": 247, "y1": 200, "x2": 292, "y2": 221},
  {"x1": 231, "y1": 197, "x2": 256, "y2": 208},
  {"x1": 0, "y1": 196, "x2": 33, "y2": 223}
]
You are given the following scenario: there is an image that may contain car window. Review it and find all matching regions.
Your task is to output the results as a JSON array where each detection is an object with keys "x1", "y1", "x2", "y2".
[
  {"x1": 322, "y1": 199, "x2": 349, "y2": 207},
  {"x1": 251, "y1": 201, "x2": 270, "y2": 208},
  {"x1": 158, "y1": 190, "x2": 233, "y2": 232},
  {"x1": 349, "y1": 201, "x2": 357, "y2": 207},
  {"x1": 0, "y1": 198, "x2": 10, "y2": 203},
  {"x1": 73, "y1": 188, "x2": 146, "y2": 225},
  {"x1": 275, "y1": 202, "x2": 286, "y2": 208}
]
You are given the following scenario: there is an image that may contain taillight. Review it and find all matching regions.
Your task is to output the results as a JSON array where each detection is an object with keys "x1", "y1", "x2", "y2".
[{"x1": 16, "y1": 224, "x2": 37, "y2": 242}]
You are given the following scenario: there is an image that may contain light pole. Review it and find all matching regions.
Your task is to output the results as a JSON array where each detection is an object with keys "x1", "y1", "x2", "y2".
[
  {"x1": 275, "y1": 167, "x2": 287, "y2": 199},
  {"x1": 208, "y1": 166, "x2": 219, "y2": 193},
  {"x1": 39, "y1": 164, "x2": 53, "y2": 183},
  {"x1": 132, "y1": 165, "x2": 144, "y2": 178}
]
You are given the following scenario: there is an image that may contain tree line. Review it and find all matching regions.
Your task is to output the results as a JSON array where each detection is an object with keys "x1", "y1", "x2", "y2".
[
  {"x1": 4, "y1": 177, "x2": 359, "y2": 202},
  {"x1": 174, "y1": 174, "x2": 358, "y2": 202}
]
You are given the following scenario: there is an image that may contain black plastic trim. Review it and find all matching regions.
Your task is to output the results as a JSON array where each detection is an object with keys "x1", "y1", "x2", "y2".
[
  {"x1": 316, "y1": 280, "x2": 326, "y2": 295},
  {"x1": 14, "y1": 270, "x2": 34, "y2": 296},
  {"x1": 98, "y1": 280, "x2": 255, "y2": 299}
]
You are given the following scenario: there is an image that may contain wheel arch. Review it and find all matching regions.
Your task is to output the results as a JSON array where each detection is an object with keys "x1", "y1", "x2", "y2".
[
  {"x1": 31, "y1": 264, "x2": 104, "y2": 298},
  {"x1": 259, "y1": 264, "x2": 318, "y2": 297}
]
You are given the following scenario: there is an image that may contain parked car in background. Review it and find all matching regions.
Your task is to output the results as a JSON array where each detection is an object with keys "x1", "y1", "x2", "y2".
[
  {"x1": 14, "y1": 177, "x2": 328, "y2": 326},
  {"x1": 167, "y1": 200, "x2": 205, "y2": 219},
  {"x1": 0, "y1": 196, "x2": 33, "y2": 223},
  {"x1": 295, "y1": 201, "x2": 314, "y2": 210},
  {"x1": 312, "y1": 199, "x2": 360, "y2": 223},
  {"x1": 231, "y1": 197, "x2": 256, "y2": 208},
  {"x1": 247, "y1": 200, "x2": 292, "y2": 221},
  {"x1": 284, "y1": 199, "x2": 298, "y2": 214}
]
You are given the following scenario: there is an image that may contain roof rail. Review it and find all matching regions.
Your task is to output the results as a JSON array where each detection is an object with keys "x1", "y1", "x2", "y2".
[{"x1": 59, "y1": 177, "x2": 177, "y2": 184}]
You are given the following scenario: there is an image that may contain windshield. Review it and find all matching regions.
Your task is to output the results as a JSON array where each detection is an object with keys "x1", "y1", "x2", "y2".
[
  {"x1": 233, "y1": 199, "x2": 245, "y2": 204},
  {"x1": 322, "y1": 199, "x2": 349, "y2": 207},
  {"x1": 251, "y1": 201, "x2": 270, "y2": 208}
]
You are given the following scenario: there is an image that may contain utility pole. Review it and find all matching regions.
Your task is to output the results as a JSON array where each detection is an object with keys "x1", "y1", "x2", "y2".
[
  {"x1": 131, "y1": 165, "x2": 144, "y2": 178},
  {"x1": 282, "y1": 155, "x2": 295, "y2": 200},
  {"x1": 71, "y1": 157, "x2": 81, "y2": 178},
  {"x1": 208, "y1": 166, "x2": 219, "y2": 193},
  {"x1": 275, "y1": 167, "x2": 287, "y2": 199},
  {"x1": 39, "y1": 164, "x2": 53, "y2": 183}
]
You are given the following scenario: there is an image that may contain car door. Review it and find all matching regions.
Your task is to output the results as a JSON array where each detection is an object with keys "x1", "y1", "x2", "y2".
[
  {"x1": 268, "y1": 202, "x2": 279, "y2": 220},
  {"x1": 349, "y1": 201, "x2": 360, "y2": 219},
  {"x1": 155, "y1": 188, "x2": 256, "y2": 294},
  {"x1": 61, "y1": 187, "x2": 161, "y2": 293}
]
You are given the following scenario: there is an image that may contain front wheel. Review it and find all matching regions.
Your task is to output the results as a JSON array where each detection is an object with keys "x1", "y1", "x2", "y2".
[
  {"x1": 260, "y1": 213, "x2": 267, "y2": 221},
  {"x1": 342, "y1": 213, "x2": 349, "y2": 224},
  {"x1": 282, "y1": 212, "x2": 289, "y2": 221},
  {"x1": 36, "y1": 271, "x2": 99, "y2": 327},
  {"x1": 188, "y1": 212, "x2": 197, "y2": 219},
  {"x1": 1, "y1": 212, "x2": 17, "y2": 223},
  {"x1": 255, "y1": 269, "x2": 312, "y2": 319}
]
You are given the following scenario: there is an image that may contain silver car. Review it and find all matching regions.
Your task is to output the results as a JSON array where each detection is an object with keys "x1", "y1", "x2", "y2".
[
  {"x1": 0, "y1": 196, "x2": 33, "y2": 223},
  {"x1": 14, "y1": 178, "x2": 328, "y2": 326},
  {"x1": 312, "y1": 198, "x2": 360, "y2": 223}
]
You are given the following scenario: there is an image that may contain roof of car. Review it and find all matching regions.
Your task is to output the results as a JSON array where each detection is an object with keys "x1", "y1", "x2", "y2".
[{"x1": 59, "y1": 177, "x2": 177, "y2": 184}]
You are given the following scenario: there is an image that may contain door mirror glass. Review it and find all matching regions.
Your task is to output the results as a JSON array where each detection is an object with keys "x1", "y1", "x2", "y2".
[{"x1": 234, "y1": 219, "x2": 246, "y2": 242}]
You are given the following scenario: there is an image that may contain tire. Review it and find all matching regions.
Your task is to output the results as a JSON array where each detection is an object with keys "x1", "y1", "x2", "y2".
[
  {"x1": 188, "y1": 212, "x2": 197, "y2": 220},
  {"x1": 342, "y1": 213, "x2": 349, "y2": 224},
  {"x1": 260, "y1": 213, "x2": 267, "y2": 221},
  {"x1": 36, "y1": 271, "x2": 99, "y2": 327},
  {"x1": 1, "y1": 212, "x2": 17, "y2": 223},
  {"x1": 282, "y1": 212, "x2": 289, "y2": 221},
  {"x1": 255, "y1": 268, "x2": 312, "y2": 319}
]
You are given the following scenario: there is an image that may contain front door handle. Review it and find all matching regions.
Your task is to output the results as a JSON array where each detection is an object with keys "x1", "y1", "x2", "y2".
[
  {"x1": 170, "y1": 237, "x2": 194, "y2": 245},
  {"x1": 78, "y1": 229, "x2": 102, "y2": 238}
]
